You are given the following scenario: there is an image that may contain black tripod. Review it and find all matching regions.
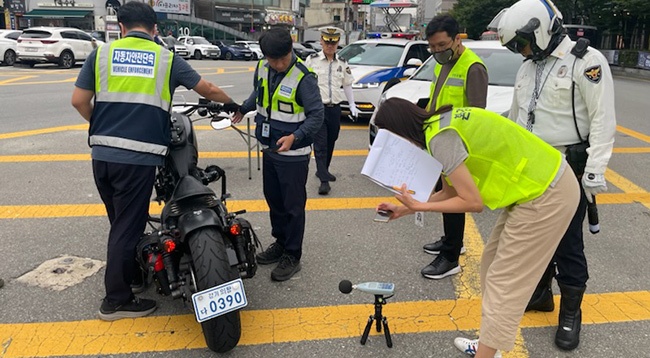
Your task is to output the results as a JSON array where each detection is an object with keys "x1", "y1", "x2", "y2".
[{"x1": 360, "y1": 294, "x2": 393, "y2": 348}]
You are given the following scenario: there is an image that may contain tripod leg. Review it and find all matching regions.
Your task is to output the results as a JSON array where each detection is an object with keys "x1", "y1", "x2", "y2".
[
  {"x1": 382, "y1": 317, "x2": 393, "y2": 348},
  {"x1": 360, "y1": 315, "x2": 374, "y2": 345}
]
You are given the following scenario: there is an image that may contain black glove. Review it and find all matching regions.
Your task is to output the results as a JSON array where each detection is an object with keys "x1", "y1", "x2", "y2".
[{"x1": 222, "y1": 100, "x2": 241, "y2": 114}]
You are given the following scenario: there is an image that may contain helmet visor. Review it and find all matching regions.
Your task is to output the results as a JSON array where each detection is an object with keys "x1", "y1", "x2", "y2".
[{"x1": 504, "y1": 35, "x2": 530, "y2": 54}]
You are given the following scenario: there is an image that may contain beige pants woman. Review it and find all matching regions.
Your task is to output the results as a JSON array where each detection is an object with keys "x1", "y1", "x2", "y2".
[{"x1": 479, "y1": 168, "x2": 580, "y2": 351}]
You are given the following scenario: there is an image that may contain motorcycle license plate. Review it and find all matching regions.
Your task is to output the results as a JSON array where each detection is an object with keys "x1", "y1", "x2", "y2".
[{"x1": 191, "y1": 278, "x2": 247, "y2": 323}]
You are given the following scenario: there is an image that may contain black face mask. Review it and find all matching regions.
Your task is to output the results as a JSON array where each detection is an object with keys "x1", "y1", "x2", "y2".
[{"x1": 433, "y1": 43, "x2": 456, "y2": 65}]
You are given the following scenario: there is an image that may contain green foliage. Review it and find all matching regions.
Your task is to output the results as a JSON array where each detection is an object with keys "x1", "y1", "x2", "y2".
[
  {"x1": 618, "y1": 50, "x2": 639, "y2": 67},
  {"x1": 450, "y1": 0, "x2": 650, "y2": 49},
  {"x1": 450, "y1": 0, "x2": 513, "y2": 39}
]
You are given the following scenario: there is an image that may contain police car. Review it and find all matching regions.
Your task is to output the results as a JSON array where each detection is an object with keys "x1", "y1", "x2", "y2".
[
  {"x1": 369, "y1": 40, "x2": 525, "y2": 145},
  {"x1": 336, "y1": 38, "x2": 430, "y2": 119}
]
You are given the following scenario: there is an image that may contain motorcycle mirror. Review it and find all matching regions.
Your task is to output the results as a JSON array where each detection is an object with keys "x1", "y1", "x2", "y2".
[{"x1": 210, "y1": 116, "x2": 232, "y2": 131}]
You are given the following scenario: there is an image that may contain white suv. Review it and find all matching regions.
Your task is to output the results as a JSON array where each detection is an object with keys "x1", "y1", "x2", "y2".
[
  {"x1": 177, "y1": 36, "x2": 220, "y2": 60},
  {"x1": 16, "y1": 27, "x2": 102, "y2": 68}
]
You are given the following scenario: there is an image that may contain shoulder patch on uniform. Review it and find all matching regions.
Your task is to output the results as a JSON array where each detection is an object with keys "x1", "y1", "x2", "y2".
[
  {"x1": 584, "y1": 65, "x2": 602, "y2": 83},
  {"x1": 346, "y1": 66, "x2": 351, "y2": 74}
]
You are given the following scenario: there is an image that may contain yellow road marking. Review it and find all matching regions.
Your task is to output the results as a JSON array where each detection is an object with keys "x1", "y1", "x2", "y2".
[
  {"x1": 1, "y1": 193, "x2": 648, "y2": 220},
  {"x1": 0, "y1": 124, "x2": 365, "y2": 141},
  {"x1": 613, "y1": 147, "x2": 650, "y2": 153},
  {"x1": 0, "y1": 75, "x2": 36, "y2": 85},
  {"x1": 617, "y1": 125, "x2": 650, "y2": 143},
  {"x1": 0, "y1": 124, "x2": 88, "y2": 139},
  {"x1": 1, "y1": 290, "x2": 649, "y2": 357},
  {"x1": 0, "y1": 150, "x2": 368, "y2": 162}
]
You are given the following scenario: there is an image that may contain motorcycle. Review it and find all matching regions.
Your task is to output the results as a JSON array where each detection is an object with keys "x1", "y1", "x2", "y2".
[{"x1": 136, "y1": 99, "x2": 260, "y2": 353}]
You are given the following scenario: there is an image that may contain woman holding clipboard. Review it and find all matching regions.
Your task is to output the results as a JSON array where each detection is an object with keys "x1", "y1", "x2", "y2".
[{"x1": 374, "y1": 97, "x2": 579, "y2": 358}]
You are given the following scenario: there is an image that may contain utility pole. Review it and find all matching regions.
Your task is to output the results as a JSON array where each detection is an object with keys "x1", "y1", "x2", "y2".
[{"x1": 345, "y1": 0, "x2": 351, "y2": 44}]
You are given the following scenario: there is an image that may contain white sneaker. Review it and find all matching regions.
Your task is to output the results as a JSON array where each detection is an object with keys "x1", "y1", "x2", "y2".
[{"x1": 453, "y1": 337, "x2": 502, "y2": 358}]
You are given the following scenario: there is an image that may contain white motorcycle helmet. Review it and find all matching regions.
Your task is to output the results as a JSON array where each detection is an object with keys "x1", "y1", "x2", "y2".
[{"x1": 493, "y1": 0, "x2": 565, "y2": 61}]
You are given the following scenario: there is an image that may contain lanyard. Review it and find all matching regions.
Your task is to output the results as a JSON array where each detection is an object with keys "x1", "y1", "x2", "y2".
[{"x1": 526, "y1": 58, "x2": 558, "y2": 132}]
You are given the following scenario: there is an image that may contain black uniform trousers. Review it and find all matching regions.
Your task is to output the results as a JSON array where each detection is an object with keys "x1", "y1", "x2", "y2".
[
  {"x1": 314, "y1": 104, "x2": 341, "y2": 183},
  {"x1": 92, "y1": 160, "x2": 156, "y2": 305},
  {"x1": 434, "y1": 177, "x2": 466, "y2": 262},
  {"x1": 262, "y1": 153, "x2": 309, "y2": 260},
  {"x1": 549, "y1": 166, "x2": 589, "y2": 287}
]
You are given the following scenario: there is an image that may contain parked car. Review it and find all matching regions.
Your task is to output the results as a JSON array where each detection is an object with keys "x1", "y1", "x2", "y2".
[
  {"x1": 160, "y1": 36, "x2": 190, "y2": 59},
  {"x1": 16, "y1": 27, "x2": 104, "y2": 68},
  {"x1": 0, "y1": 30, "x2": 20, "y2": 66},
  {"x1": 0, "y1": 39, "x2": 17, "y2": 66},
  {"x1": 234, "y1": 40, "x2": 263, "y2": 60},
  {"x1": 368, "y1": 40, "x2": 524, "y2": 145},
  {"x1": 177, "y1": 36, "x2": 220, "y2": 60},
  {"x1": 335, "y1": 38, "x2": 430, "y2": 119},
  {"x1": 214, "y1": 40, "x2": 253, "y2": 60},
  {"x1": 292, "y1": 42, "x2": 317, "y2": 60},
  {"x1": 0, "y1": 29, "x2": 22, "y2": 41},
  {"x1": 302, "y1": 42, "x2": 322, "y2": 52},
  {"x1": 87, "y1": 30, "x2": 106, "y2": 42}
]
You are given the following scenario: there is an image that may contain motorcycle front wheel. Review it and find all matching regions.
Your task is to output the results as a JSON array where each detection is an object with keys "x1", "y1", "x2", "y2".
[{"x1": 188, "y1": 227, "x2": 242, "y2": 353}]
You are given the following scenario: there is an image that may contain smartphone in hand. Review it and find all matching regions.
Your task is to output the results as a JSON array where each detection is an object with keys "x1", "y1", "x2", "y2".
[{"x1": 373, "y1": 210, "x2": 392, "y2": 223}]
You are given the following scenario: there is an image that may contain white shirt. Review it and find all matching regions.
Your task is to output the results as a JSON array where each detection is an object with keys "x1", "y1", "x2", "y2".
[
  {"x1": 304, "y1": 51, "x2": 354, "y2": 104},
  {"x1": 509, "y1": 36, "x2": 616, "y2": 174}
]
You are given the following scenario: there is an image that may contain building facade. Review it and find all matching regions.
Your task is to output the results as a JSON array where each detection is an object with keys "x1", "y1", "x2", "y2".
[{"x1": 4, "y1": 0, "x2": 310, "y2": 42}]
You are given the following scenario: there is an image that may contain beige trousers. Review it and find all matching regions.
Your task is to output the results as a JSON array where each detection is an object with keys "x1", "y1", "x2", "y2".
[{"x1": 478, "y1": 168, "x2": 580, "y2": 351}]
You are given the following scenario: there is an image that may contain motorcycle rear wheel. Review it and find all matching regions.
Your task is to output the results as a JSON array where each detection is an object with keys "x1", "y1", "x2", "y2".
[{"x1": 189, "y1": 227, "x2": 242, "y2": 353}]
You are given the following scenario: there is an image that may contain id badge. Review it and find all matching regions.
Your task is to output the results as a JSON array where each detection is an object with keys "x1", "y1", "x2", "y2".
[{"x1": 261, "y1": 121, "x2": 270, "y2": 138}]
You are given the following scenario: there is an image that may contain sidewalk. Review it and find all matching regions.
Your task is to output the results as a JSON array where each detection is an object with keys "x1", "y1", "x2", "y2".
[{"x1": 610, "y1": 66, "x2": 650, "y2": 81}]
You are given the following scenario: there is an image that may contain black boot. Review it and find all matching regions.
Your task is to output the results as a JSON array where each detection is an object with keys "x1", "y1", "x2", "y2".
[
  {"x1": 525, "y1": 263, "x2": 555, "y2": 312},
  {"x1": 555, "y1": 283, "x2": 586, "y2": 350}
]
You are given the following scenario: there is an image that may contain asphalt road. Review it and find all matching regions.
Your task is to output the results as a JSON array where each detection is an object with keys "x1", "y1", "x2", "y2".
[{"x1": 0, "y1": 59, "x2": 649, "y2": 358}]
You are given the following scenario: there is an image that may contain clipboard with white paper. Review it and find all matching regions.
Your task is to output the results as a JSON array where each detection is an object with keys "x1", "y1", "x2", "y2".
[{"x1": 361, "y1": 129, "x2": 442, "y2": 202}]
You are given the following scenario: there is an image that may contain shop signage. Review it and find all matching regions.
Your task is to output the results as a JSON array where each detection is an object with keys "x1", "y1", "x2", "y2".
[
  {"x1": 215, "y1": 10, "x2": 264, "y2": 24},
  {"x1": 152, "y1": 0, "x2": 190, "y2": 15},
  {"x1": 37, "y1": 1, "x2": 94, "y2": 8},
  {"x1": 7, "y1": 0, "x2": 26, "y2": 13},
  {"x1": 265, "y1": 10, "x2": 294, "y2": 25}
]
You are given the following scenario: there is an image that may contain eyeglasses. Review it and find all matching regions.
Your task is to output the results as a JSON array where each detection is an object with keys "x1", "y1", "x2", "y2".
[
  {"x1": 427, "y1": 39, "x2": 454, "y2": 53},
  {"x1": 322, "y1": 40, "x2": 339, "y2": 46},
  {"x1": 504, "y1": 35, "x2": 530, "y2": 54}
]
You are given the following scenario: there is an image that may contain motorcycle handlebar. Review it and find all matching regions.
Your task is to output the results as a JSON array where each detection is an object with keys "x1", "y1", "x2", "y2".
[{"x1": 172, "y1": 100, "x2": 224, "y2": 116}]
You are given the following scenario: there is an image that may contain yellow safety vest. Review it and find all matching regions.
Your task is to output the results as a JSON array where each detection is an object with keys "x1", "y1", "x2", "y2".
[
  {"x1": 426, "y1": 48, "x2": 484, "y2": 112},
  {"x1": 91, "y1": 36, "x2": 173, "y2": 156},
  {"x1": 424, "y1": 107, "x2": 562, "y2": 209},
  {"x1": 255, "y1": 58, "x2": 313, "y2": 156}
]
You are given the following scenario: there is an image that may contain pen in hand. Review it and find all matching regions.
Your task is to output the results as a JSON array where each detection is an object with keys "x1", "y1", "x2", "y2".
[{"x1": 392, "y1": 185, "x2": 415, "y2": 195}]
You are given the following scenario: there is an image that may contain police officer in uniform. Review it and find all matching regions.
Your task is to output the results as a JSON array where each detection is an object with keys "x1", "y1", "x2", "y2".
[
  {"x1": 489, "y1": 0, "x2": 616, "y2": 352},
  {"x1": 304, "y1": 26, "x2": 357, "y2": 195},
  {"x1": 71, "y1": 1, "x2": 239, "y2": 321},
  {"x1": 232, "y1": 28, "x2": 323, "y2": 282}
]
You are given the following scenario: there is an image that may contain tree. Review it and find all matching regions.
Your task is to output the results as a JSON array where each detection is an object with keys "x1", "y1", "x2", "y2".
[
  {"x1": 450, "y1": 0, "x2": 650, "y2": 49},
  {"x1": 450, "y1": 0, "x2": 513, "y2": 39}
]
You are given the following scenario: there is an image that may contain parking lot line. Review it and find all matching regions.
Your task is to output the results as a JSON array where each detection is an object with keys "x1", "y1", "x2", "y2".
[{"x1": 1, "y1": 290, "x2": 649, "y2": 357}]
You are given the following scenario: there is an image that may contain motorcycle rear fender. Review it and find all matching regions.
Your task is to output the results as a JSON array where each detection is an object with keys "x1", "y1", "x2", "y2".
[{"x1": 178, "y1": 209, "x2": 223, "y2": 240}]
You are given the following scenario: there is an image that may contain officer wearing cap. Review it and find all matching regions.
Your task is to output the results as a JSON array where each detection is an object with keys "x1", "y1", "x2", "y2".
[{"x1": 305, "y1": 26, "x2": 357, "y2": 195}]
